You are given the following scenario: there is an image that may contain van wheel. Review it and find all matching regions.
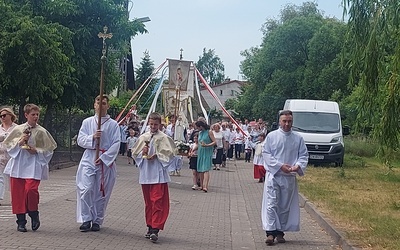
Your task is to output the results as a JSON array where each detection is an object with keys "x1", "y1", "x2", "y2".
[{"x1": 335, "y1": 159, "x2": 343, "y2": 167}]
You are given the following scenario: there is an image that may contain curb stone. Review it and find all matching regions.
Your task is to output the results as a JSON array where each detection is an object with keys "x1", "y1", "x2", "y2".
[{"x1": 299, "y1": 193, "x2": 361, "y2": 250}]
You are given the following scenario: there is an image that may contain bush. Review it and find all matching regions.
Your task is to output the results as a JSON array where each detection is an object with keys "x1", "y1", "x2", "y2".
[{"x1": 345, "y1": 136, "x2": 379, "y2": 158}]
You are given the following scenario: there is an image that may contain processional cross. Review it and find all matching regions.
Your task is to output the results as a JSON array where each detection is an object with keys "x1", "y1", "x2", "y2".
[{"x1": 95, "y1": 26, "x2": 113, "y2": 160}]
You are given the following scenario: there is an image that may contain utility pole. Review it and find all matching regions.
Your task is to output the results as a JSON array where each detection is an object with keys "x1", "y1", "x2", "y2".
[{"x1": 122, "y1": 1, "x2": 151, "y2": 92}]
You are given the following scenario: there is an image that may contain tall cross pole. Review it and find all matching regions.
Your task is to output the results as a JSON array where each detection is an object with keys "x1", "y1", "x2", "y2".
[
  {"x1": 174, "y1": 48, "x2": 183, "y2": 120},
  {"x1": 96, "y1": 26, "x2": 113, "y2": 159}
]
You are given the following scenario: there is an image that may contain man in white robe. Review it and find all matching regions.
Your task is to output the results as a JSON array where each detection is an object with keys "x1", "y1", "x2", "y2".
[
  {"x1": 261, "y1": 110, "x2": 308, "y2": 245},
  {"x1": 76, "y1": 95, "x2": 120, "y2": 232}
]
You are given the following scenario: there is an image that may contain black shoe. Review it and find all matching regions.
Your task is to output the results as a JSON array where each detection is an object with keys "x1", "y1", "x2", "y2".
[
  {"x1": 91, "y1": 223, "x2": 100, "y2": 231},
  {"x1": 16, "y1": 214, "x2": 27, "y2": 232},
  {"x1": 32, "y1": 218, "x2": 40, "y2": 231},
  {"x1": 265, "y1": 235, "x2": 274, "y2": 245},
  {"x1": 145, "y1": 226, "x2": 152, "y2": 238},
  {"x1": 149, "y1": 228, "x2": 159, "y2": 242},
  {"x1": 150, "y1": 233, "x2": 158, "y2": 242},
  {"x1": 17, "y1": 224, "x2": 27, "y2": 232},
  {"x1": 276, "y1": 234, "x2": 286, "y2": 243},
  {"x1": 29, "y1": 211, "x2": 40, "y2": 231},
  {"x1": 145, "y1": 232, "x2": 151, "y2": 239},
  {"x1": 79, "y1": 221, "x2": 92, "y2": 232}
]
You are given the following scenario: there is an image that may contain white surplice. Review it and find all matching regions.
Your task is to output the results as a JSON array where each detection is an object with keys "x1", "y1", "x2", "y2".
[
  {"x1": 3, "y1": 124, "x2": 56, "y2": 181},
  {"x1": 261, "y1": 128, "x2": 308, "y2": 232},
  {"x1": 252, "y1": 140, "x2": 265, "y2": 166},
  {"x1": 76, "y1": 115, "x2": 120, "y2": 224},
  {"x1": 135, "y1": 152, "x2": 175, "y2": 184},
  {"x1": 0, "y1": 123, "x2": 17, "y2": 199},
  {"x1": 134, "y1": 132, "x2": 176, "y2": 184}
]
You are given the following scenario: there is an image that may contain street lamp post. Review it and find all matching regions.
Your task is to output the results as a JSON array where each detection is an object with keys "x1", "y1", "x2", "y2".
[
  {"x1": 119, "y1": 15, "x2": 150, "y2": 93},
  {"x1": 135, "y1": 16, "x2": 151, "y2": 23}
]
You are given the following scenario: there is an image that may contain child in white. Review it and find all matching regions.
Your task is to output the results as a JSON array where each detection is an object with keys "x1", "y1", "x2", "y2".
[
  {"x1": 244, "y1": 136, "x2": 253, "y2": 163},
  {"x1": 126, "y1": 130, "x2": 138, "y2": 164}
]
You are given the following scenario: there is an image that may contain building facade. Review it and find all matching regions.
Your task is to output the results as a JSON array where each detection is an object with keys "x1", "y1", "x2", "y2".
[{"x1": 200, "y1": 80, "x2": 245, "y2": 110}]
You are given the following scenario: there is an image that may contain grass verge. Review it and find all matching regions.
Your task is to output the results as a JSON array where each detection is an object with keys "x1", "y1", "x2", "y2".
[{"x1": 298, "y1": 153, "x2": 400, "y2": 250}]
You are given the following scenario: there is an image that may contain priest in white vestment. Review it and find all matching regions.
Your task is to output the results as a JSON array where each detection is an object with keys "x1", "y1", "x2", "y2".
[
  {"x1": 76, "y1": 95, "x2": 120, "y2": 232},
  {"x1": 261, "y1": 110, "x2": 308, "y2": 245}
]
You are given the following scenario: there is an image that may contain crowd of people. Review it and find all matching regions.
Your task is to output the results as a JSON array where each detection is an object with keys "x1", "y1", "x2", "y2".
[
  {"x1": 0, "y1": 100, "x2": 309, "y2": 246},
  {"x1": 118, "y1": 114, "x2": 273, "y2": 184}
]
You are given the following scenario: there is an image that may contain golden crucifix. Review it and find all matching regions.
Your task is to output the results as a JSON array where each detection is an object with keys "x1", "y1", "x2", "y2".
[{"x1": 95, "y1": 26, "x2": 113, "y2": 160}]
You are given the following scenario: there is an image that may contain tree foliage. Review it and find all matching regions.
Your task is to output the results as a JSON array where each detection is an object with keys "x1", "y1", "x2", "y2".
[
  {"x1": 134, "y1": 51, "x2": 158, "y2": 115},
  {"x1": 208, "y1": 108, "x2": 223, "y2": 124},
  {"x1": 195, "y1": 48, "x2": 225, "y2": 85},
  {"x1": 343, "y1": 0, "x2": 400, "y2": 164},
  {"x1": 0, "y1": 0, "x2": 147, "y2": 120},
  {"x1": 236, "y1": 2, "x2": 350, "y2": 123},
  {"x1": 0, "y1": 2, "x2": 74, "y2": 120}
]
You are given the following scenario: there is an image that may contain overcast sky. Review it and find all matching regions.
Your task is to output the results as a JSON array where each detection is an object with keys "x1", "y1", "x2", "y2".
[{"x1": 130, "y1": 0, "x2": 345, "y2": 80}]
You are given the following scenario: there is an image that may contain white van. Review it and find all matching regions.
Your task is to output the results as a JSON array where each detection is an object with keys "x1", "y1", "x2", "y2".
[{"x1": 283, "y1": 99, "x2": 349, "y2": 166}]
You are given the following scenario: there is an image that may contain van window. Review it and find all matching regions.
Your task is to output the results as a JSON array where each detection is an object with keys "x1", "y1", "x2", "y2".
[{"x1": 292, "y1": 112, "x2": 340, "y2": 133}]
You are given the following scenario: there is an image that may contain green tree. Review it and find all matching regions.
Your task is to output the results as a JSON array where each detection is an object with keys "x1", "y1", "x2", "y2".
[
  {"x1": 237, "y1": 2, "x2": 350, "y2": 123},
  {"x1": 343, "y1": 0, "x2": 400, "y2": 165},
  {"x1": 0, "y1": 0, "x2": 147, "y2": 118},
  {"x1": 301, "y1": 19, "x2": 350, "y2": 100},
  {"x1": 134, "y1": 51, "x2": 157, "y2": 114},
  {"x1": 208, "y1": 108, "x2": 223, "y2": 124},
  {"x1": 224, "y1": 98, "x2": 237, "y2": 111},
  {"x1": 40, "y1": 0, "x2": 147, "y2": 110},
  {"x1": 234, "y1": 84, "x2": 258, "y2": 120},
  {"x1": 237, "y1": 2, "x2": 323, "y2": 120},
  {"x1": 0, "y1": 6, "x2": 74, "y2": 121},
  {"x1": 195, "y1": 48, "x2": 225, "y2": 85}
]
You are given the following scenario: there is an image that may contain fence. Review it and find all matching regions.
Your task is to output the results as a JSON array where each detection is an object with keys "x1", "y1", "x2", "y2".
[
  {"x1": 46, "y1": 108, "x2": 121, "y2": 169},
  {"x1": 46, "y1": 111, "x2": 87, "y2": 169}
]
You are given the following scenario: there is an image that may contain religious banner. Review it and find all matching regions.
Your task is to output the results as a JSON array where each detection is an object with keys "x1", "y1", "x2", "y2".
[{"x1": 168, "y1": 59, "x2": 192, "y2": 91}]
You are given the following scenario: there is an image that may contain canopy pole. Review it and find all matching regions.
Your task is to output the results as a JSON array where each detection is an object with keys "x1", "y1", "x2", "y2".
[
  {"x1": 195, "y1": 67, "x2": 246, "y2": 136},
  {"x1": 116, "y1": 60, "x2": 167, "y2": 122}
]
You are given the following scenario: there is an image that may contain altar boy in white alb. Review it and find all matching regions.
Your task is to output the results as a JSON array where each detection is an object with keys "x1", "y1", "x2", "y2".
[
  {"x1": 76, "y1": 95, "x2": 120, "y2": 232},
  {"x1": 3, "y1": 104, "x2": 57, "y2": 232},
  {"x1": 261, "y1": 110, "x2": 308, "y2": 245},
  {"x1": 131, "y1": 112, "x2": 177, "y2": 243}
]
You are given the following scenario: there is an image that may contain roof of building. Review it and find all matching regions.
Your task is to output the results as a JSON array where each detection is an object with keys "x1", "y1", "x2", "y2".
[{"x1": 200, "y1": 79, "x2": 247, "y2": 89}]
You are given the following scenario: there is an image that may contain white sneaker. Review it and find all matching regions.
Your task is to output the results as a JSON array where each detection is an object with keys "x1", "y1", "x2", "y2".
[
  {"x1": 169, "y1": 171, "x2": 175, "y2": 176},
  {"x1": 192, "y1": 185, "x2": 198, "y2": 190}
]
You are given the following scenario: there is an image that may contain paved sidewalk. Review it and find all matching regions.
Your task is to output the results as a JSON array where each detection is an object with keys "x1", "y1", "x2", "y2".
[{"x1": 0, "y1": 156, "x2": 340, "y2": 249}]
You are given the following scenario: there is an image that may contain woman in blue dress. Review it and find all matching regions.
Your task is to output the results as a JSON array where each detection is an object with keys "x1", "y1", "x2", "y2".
[{"x1": 195, "y1": 120, "x2": 216, "y2": 192}]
